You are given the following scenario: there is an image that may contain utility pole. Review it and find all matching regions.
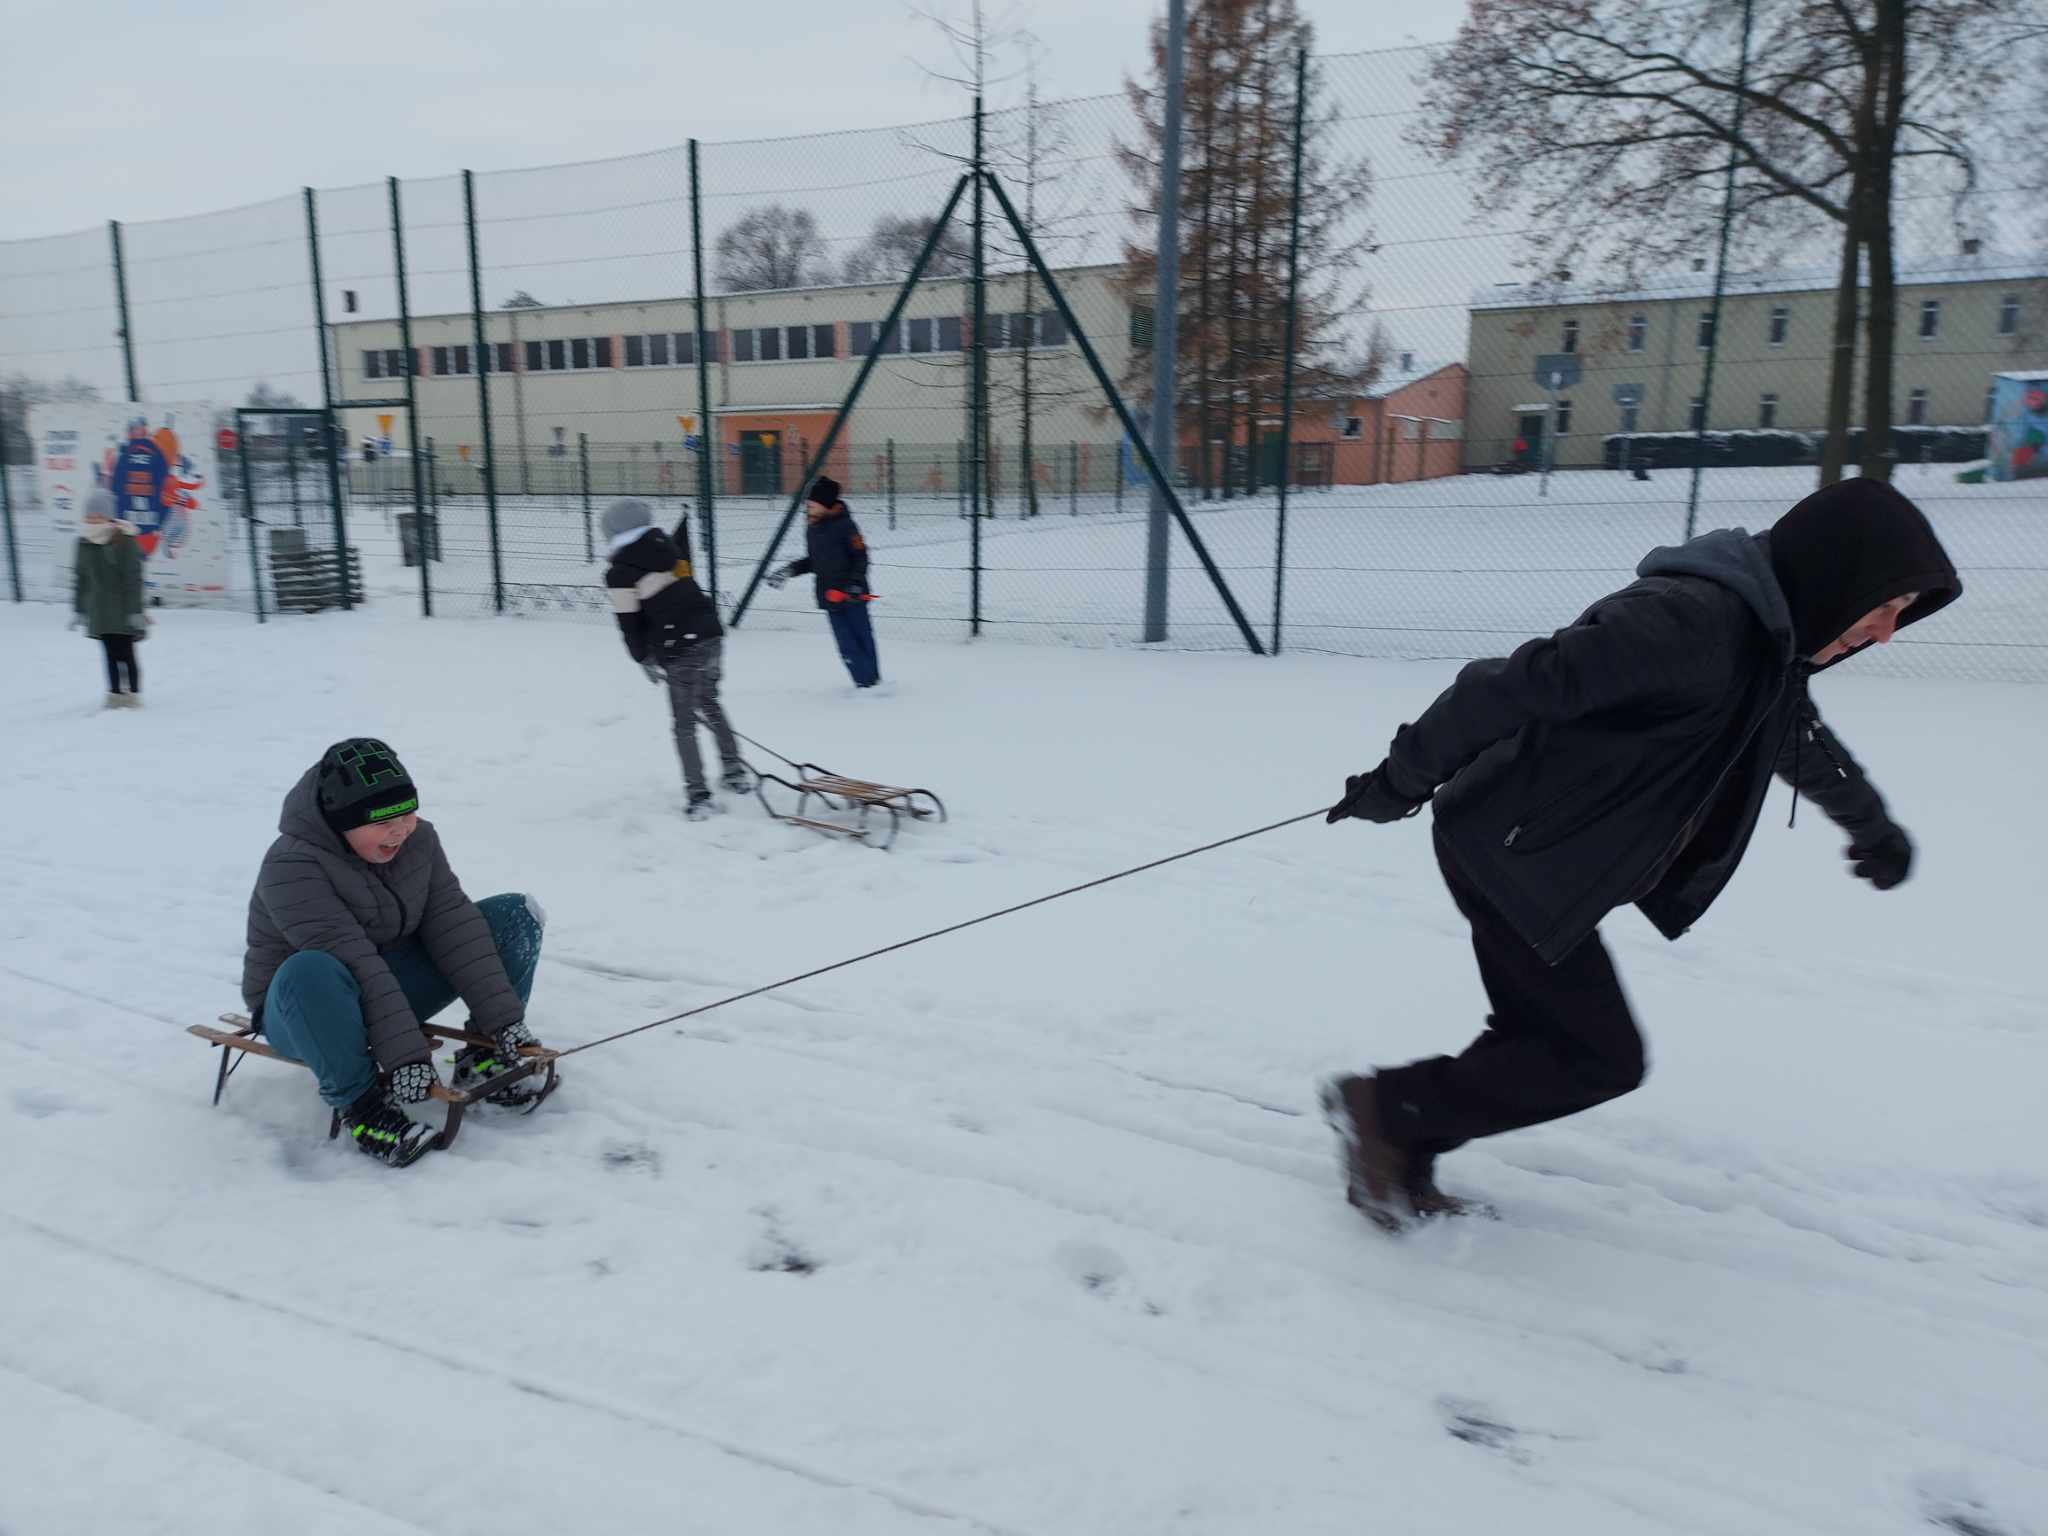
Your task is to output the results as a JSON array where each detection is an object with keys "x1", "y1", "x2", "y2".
[{"x1": 1143, "y1": 0, "x2": 1187, "y2": 643}]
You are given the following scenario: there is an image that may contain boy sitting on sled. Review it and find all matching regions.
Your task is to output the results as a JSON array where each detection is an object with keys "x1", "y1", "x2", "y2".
[{"x1": 239, "y1": 739, "x2": 550, "y2": 1167}]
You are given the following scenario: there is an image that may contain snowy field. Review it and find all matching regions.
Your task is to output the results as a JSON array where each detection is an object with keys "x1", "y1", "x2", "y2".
[
  {"x1": 10, "y1": 463, "x2": 2043, "y2": 678},
  {"x1": 3, "y1": 600, "x2": 2045, "y2": 1535}
]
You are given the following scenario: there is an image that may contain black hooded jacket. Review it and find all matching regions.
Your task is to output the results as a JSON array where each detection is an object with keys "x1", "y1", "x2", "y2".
[
  {"x1": 604, "y1": 517, "x2": 722, "y2": 662},
  {"x1": 1386, "y1": 479, "x2": 1961, "y2": 964},
  {"x1": 785, "y1": 503, "x2": 871, "y2": 610}
]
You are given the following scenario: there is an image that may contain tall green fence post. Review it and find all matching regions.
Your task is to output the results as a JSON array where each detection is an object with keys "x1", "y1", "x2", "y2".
[
  {"x1": 579, "y1": 432, "x2": 594, "y2": 561},
  {"x1": 887, "y1": 438, "x2": 897, "y2": 530},
  {"x1": 389, "y1": 175, "x2": 431, "y2": 617},
  {"x1": 0, "y1": 395, "x2": 20, "y2": 602},
  {"x1": 1272, "y1": 46, "x2": 1308, "y2": 657},
  {"x1": 288, "y1": 431, "x2": 303, "y2": 526},
  {"x1": 1685, "y1": 0, "x2": 1755, "y2": 539},
  {"x1": 237, "y1": 421, "x2": 265, "y2": 624},
  {"x1": 463, "y1": 169, "x2": 504, "y2": 613},
  {"x1": 1070, "y1": 442, "x2": 1079, "y2": 516},
  {"x1": 689, "y1": 140, "x2": 718, "y2": 605},
  {"x1": 109, "y1": 221, "x2": 140, "y2": 401},
  {"x1": 304, "y1": 187, "x2": 351, "y2": 609}
]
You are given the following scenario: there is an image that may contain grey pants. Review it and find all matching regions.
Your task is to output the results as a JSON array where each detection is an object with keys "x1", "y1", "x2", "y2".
[{"x1": 662, "y1": 639, "x2": 742, "y2": 797}]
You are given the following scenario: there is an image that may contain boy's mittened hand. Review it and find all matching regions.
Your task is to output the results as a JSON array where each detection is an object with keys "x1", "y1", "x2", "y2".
[{"x1": 765, "y1": 569, "x2": 789, "y2": 590}]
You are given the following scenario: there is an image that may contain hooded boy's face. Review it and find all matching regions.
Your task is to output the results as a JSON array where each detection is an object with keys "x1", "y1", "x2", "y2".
[
  {"x1": 1812, "y1": 593, "x2": 1917, "y2": 665},
  {"x1": 805, "y1": 500, "x2": 832, "y2": 522},
  {"x1": 343, "y1": 813, "x2": 418, "y2": 864}
]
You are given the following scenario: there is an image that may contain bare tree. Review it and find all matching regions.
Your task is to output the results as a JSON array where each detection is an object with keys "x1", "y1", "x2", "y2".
[
  {"x1": 1, "y1": 374, "x2": 100, "y2": 464},
  {"x1": 842, "y1": 215, "x2": 973, "y2": 284},
  {"x1": 1416, "y1": 0, "x2": 2030, "y2": 482},
  {"x1": 498, "y1": 291, "x2": 544, "y2": 309},
  {"x1": 1120, "y1": 0, "x2": 1377, "y2": 498},
  {"x1": 713, "y1": 205, "x2": 832, "y2": 293}
]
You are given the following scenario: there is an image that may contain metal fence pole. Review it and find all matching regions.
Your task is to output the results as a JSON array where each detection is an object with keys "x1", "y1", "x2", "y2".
[
  {"x1": 288, "y1": 432, "x2": 303, "y2": 526},
  {"x1": 579, "y1": 432, "x2": 593, "y2": 561},
  {"x1": 1272, "y1": 45, "x2": 1308, "y2": 658},
  {"x1": 1070, "y1": 442, "x2": 1079, "y2": 515},
  {"x1": 1143, "y1": 0, "x2": 1188, "y2": 642},
  {"x1": 237, "y1": 421, "x2": 265, "y2": 624},
  {"x1": 969, "y1": 96, "x2": 987, "y2": 639},
  {"x1": 887, "y1": 438, "x2": 897, "y2": 530},
  {"x1": 109, "y1": 221, "x2": 140, "y2": 402},
  {"x1": 1685, "y1": 0, "x2": 1755, "y2": 539},
  {"x1": 425, "y1": 439, "x2": 438, "y2": 539},
  {"x1": 463, "y1": 169, "x2": 504, "y2": 613},
  {"x1": 388, "y1": 175, "x2": 431, "y2": 618},
  {"x1": 689, "y1": 140, "x2": 718, "y2": 604},
  {"x1": 0, "y1": 396, "x2": 19, "y2": 602},
  {"x1": 303, "y1": 187, "x2": 351, "y2": 610}
]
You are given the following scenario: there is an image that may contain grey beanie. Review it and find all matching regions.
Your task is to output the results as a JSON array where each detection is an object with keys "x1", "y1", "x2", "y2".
[
  {"x1": 600, "y1": 498, "x2": 655, "y2": 541},
  {"x1": 82, "y1": 488, "x2": 116, "y2": 521}
]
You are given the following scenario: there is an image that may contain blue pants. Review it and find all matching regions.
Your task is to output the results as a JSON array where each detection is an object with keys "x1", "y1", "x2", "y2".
[
  {"x1": 826, "y1": 602, "x2": 881, "y2": 687},
  {"x1": 261, "y1": 893, "x2": 544, "y2": 1109}
]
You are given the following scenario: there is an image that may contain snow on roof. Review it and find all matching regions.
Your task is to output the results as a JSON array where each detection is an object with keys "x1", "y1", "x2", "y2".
[
  {"x1": 1471, "y1": 253, "x2": 2048, "y2": 312},
  {"x1": 1364, "y1": 359, "x2": 1461, "y2": 399}
]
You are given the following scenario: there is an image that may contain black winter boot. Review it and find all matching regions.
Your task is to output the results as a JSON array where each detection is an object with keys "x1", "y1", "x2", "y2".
[{"x1": 340, "y1": 1086, "x2": 436, "y2": 1168}]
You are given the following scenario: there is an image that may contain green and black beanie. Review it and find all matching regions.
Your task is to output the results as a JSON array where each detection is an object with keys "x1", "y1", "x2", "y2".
[{"x1": 316, "y1": 738, "x2": 420, "y2": 835}]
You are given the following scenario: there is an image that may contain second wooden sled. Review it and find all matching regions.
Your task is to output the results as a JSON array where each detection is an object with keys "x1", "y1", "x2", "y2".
[
  {"x1": 752, "y1": 762, "x2": 947, "y2": 851},
  {"x1": 188, "y1": 1012, "x2": 560, "y2": 1152}
]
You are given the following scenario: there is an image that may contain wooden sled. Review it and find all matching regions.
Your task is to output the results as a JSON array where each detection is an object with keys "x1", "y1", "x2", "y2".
[
  {"x1": 189, "y1": 1012, "x2": 559, "y2": 1151},
  {"x1": 752, "y1": 763, "x2": 947, "y2": 851}
]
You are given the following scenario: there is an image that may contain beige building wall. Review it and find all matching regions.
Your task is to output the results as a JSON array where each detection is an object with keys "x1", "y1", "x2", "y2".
[{"x1": 1465, "y1": 262, "x2": 2048, "y2": 470}]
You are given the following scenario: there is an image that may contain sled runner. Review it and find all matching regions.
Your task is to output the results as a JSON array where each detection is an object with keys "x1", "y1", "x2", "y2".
[
  {"x1": 188, "y1": 1012, "x2": 560, "y2": 1151},
  {"x1": 752, "y1": 763, "x2": 947, "y2": 850}
]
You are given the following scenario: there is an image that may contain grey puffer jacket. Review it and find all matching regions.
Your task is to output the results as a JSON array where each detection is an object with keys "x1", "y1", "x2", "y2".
[{"x1": 240, "y1": 764, "x2": 523, "y2": 1070}]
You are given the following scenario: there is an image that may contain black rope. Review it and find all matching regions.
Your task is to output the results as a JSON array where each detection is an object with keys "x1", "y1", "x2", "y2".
[
  {"x1": 557, "y1": 808, "x2": 1327, "y2": 1059},
  {"x1": 730, "y1": 729, "x2": 803, "y2": 772}
]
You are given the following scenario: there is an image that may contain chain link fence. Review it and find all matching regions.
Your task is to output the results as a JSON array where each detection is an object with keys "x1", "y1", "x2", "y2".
[{"x1": 4, "y1": 26, "x2": 2043, "y2": 678}]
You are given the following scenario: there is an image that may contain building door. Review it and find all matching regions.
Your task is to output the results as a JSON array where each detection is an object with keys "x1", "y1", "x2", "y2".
[
  {"x1": 1514, "y1": 412, "x2": 1546, "y2": 468},
  {"x1": 1258, "y1": 428, "x2": 1286, "y2": 490},
  {"x1": 738, "y1": 431, "x2": 783, "y2": 496}
]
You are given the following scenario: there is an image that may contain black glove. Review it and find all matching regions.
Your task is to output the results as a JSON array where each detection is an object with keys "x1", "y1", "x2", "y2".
[
  {"x1": 1848, "y1": 823, "x2": 1913, "y2": 891},
  {"x1": 388, "y1": 1060, "x2": 439, "y2": 1104},
  {"x1": 1326, "y1": 761, "x2": 1431, "y2": 825}
]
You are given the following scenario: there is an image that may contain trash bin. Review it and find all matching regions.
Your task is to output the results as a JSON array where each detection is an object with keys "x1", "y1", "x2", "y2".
[{"x1": 396, "y1": 510, "x2": 441, "y2": 567}]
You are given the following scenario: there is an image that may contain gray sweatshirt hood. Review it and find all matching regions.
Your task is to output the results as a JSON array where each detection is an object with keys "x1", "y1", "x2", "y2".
[
  {"x1": 1636, "y1": 527, "x2": 1796, "y2": 667},
  {"x1": 278, "y1": 763, "x2": 349, "y2": 855}
]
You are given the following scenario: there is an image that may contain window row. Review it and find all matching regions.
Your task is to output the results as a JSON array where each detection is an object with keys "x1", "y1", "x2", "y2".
[
  {"x1": 852, "y1": 309, "x2": 1069, "y2": 357},
  {"x1": 1590, "y1": 387, "x2": 1960, "y2": 435},
  {"x1": 1560, "y1": 293, "x2": 2025, "y2": 356}
]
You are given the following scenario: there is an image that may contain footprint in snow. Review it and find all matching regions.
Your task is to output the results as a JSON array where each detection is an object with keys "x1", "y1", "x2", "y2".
[
  {"x1": 601, "y1": 1141, "x2": 662, "y2": 1175},
  {"x1": 1438, "y1": 1397, "x2": 1534, "y2": 1465}
]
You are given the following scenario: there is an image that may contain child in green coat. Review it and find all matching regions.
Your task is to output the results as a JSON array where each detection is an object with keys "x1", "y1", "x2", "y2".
[{"x1": 72, "y1": 488, "x2": 149, "y2": 708}]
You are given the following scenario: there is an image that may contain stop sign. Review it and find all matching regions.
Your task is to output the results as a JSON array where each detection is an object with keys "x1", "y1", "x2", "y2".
[{"x1": 216, "y1": 427, "x2": 238, "y2": 455}]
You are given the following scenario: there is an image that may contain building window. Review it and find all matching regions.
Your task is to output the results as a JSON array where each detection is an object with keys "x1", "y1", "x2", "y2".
[
  {"x1": 786, "y1": 325, "x2": 810, "y2": 360},
  {"x1": 363, "y1": 350, "x2": 383, "y2": 380},
  {"x1": 937, "y1": 315, "x2": 962, "y2": 352},
  {"x1": 571, "y1": 337, "x2": 591, "y2": 370},
  {"x1": 906, "y1": 317, "x2": 934, "y2": 354},
  {"x1": 732, "y1": 329, "x2": 755, "y2": 363},
  {"x1": 850, "y1": 320, "x2": 873, "y2": 354},
  {"x1": 1008, "y1": 311, "x2": 1036, "y2": 350},
  {"x1": 1919, "y1": 299, "x2": 1941, "y2": 339},
  {"x1": 1341, "y1": 415, "x2": 1362, "y2": 439},
  {"x1": 757, "y1": 326, "x2": 781, "y2": 362},
  {"x1": 431, "y1": 346, "x2": 450, "y2": 376},
  {"x1": 1561, "y1": 318, "x2": 1579, "y2": 354},
  {"x1": 1907, "y1": 387, "x2": 1929, "y2": 426},
  {"x1": 546, "y1": 339, "x2": 567, "y2": 371},
  {"x1": 812, "y1": 323, "x2": 835, "y2": 359},
  {"x1": 1130, "y1": 304, "x2": 1154, "y2": 349},
  {"x1": 524, "y1": 340, "x2": 543, "y2": 372},
  {"x1": 1626, "y1": 314, "x2": 1646, "y2": 353},
  {"x1": 1998, "y1": 294, "x2": 2020, "y2": 336},
  {"x1": 1038, "y1": 309, "x2": 1068, "y2": 347},
  {"x1": 1985, "y1": 384, "x2": 1998, "y2": 422},
  {"x1": 392, "y1": 349, "x2": 414, "y2": 378},
  {"x1": 492, "y1": 342, "x2": 513, "y2": 374},
  {"x1": 1554, "y1": 398, "x2": 1573, "y2": 435},
  {"x1": 594, "y1": 337, "x2": 612, "y2": 368},
  {"x1": 625, "y1": 335, "x2": 645, "y2": 367},
  {"x1": 1689, "y1": 396, "x2": 1707, "y2": 432},
  {"x1": 1696, "y1": 311, "x2": 1716, "y2": 350},
  {"x1": 1768, "y1": 306, "x2": 1790, "y2": 346},
  {"x1": 1619, "y1": 403, "x2": 1640, "y2": 435},
  {"x1": 663, "y1": 332, "x2": 683, "y2": 366},
  {"x1": 1759, "y1": 392, "x2": 1779, "y2": 430}
]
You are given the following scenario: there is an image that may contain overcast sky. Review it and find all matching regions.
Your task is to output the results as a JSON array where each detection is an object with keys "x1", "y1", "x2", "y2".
[{"x1": 2, "y1": 0, "x2": 1465, "y2": 239}]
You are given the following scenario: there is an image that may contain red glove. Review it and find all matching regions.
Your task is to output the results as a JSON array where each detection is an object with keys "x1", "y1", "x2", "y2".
[{"x1": 825, "y1": 588, "x2": 847, "y2": 604}]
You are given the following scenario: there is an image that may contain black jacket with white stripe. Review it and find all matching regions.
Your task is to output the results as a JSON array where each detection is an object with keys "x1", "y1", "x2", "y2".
[{"x1": 605, "y1": 519, "x2": 722, "y2": 663}]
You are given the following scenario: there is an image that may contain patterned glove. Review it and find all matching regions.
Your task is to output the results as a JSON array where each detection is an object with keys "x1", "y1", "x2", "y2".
[
  {"x1": 388, "y1": 1060, "x2": 439, "y2": 1104},
  {"x1": 1848, "y1": 824, "x2": 1913, "y2": 891},
  {"x1": 495, "y1": 1020, "x2": 541, "y2": 1058}
]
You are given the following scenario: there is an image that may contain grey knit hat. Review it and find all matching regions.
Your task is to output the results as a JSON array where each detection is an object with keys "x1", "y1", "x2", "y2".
[
  {"x1": 82, "y1": 488, "x2": 116, "y2": 521},
  {"x1": 600, "y1": 497, "x2": 655, "y2": 542}
]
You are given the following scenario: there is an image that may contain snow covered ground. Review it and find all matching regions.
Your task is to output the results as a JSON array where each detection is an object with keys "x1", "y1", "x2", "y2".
[{"x1": 3, "y1": 598, "x2": 2044, "y2": 1535}]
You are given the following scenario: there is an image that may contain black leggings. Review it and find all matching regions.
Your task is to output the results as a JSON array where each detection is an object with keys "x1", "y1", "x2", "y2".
[{"x1": 100, "y1": 635, "x2": 140, "y2": 694}]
